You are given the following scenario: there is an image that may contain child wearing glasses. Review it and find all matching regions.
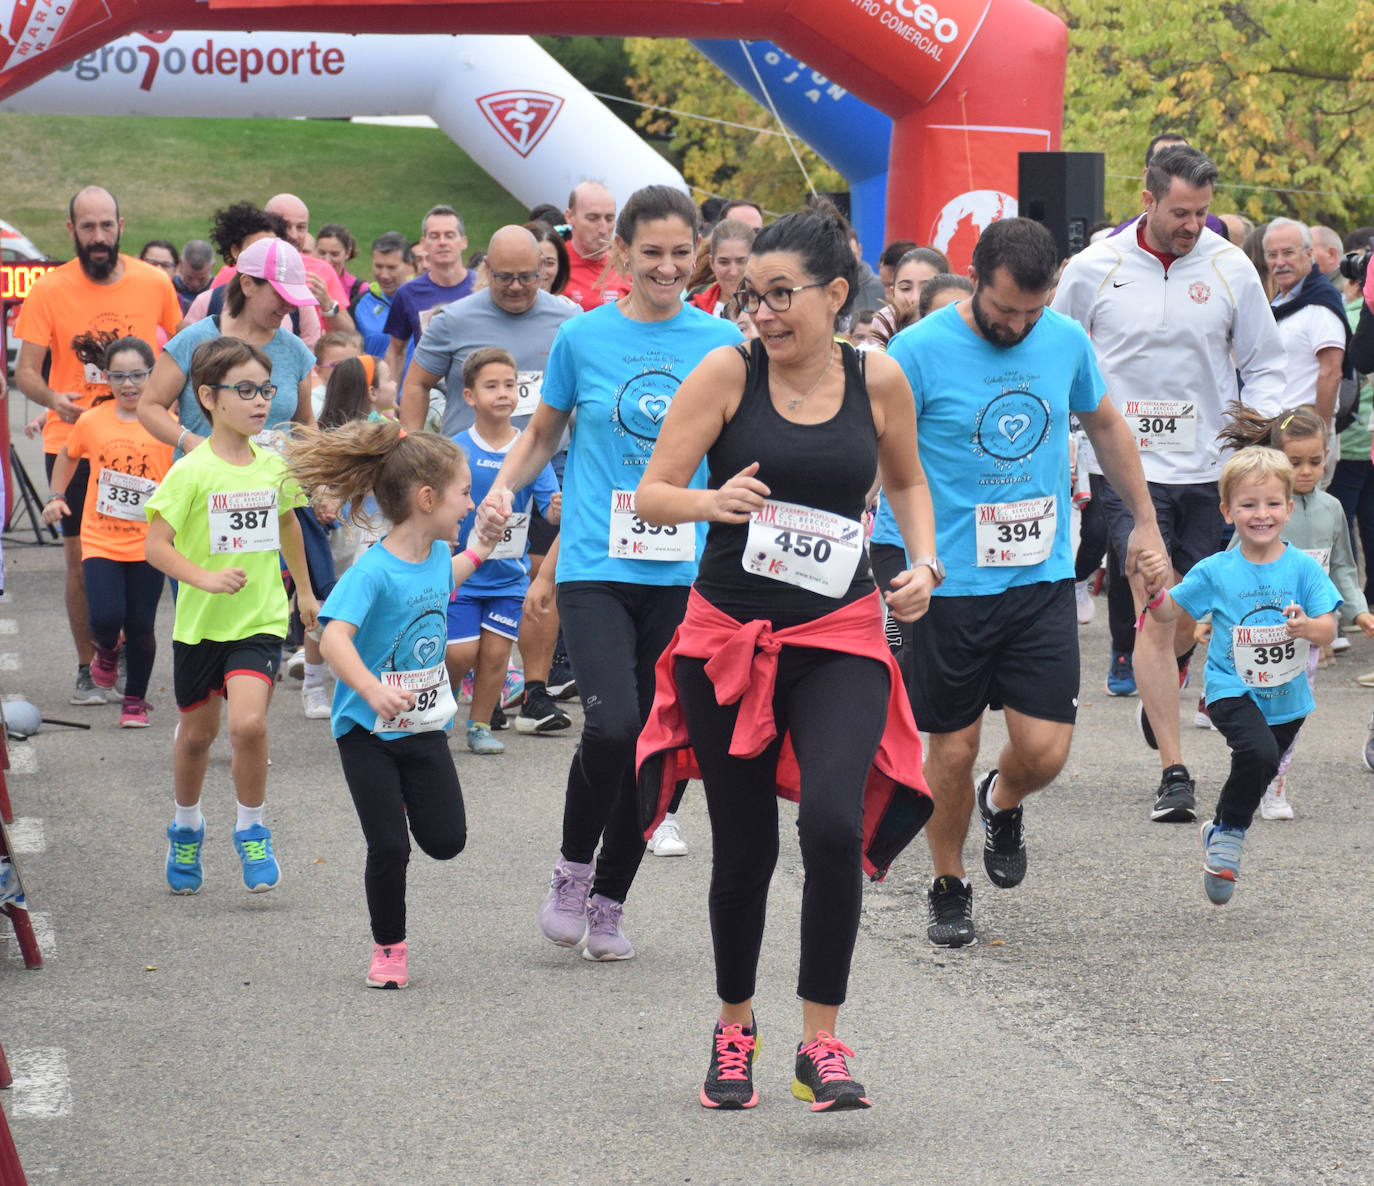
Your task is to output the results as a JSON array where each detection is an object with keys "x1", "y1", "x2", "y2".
[
  {"x1": 145, "y1": 337, "x2": 319, "y2": 896},
  {"x1": 42, "y1": 337, "x2": 174, "y2": 727}
]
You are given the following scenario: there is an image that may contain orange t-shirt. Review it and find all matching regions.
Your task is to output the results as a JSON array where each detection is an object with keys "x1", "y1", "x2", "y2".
[
  {"x1": 61, "y1": 400, "x2": 176, "y2": 563},
  {"x1": 12, "y1": 256, "x2": 182, "y2": 454}
]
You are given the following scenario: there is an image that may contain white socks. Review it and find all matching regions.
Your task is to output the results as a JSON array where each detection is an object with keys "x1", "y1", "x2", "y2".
[
  {"x1": 174, "y1": 802, "x2": 203, "y2": 831},
  {"x1": 235, "y1": 801, "x2": 265, "y2": 832},
  {"x1": 304, "y1": 661, "x2": 325, "y2": 688}
]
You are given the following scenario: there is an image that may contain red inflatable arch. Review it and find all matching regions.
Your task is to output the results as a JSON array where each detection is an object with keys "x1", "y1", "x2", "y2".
[{"x1": 0, "y1": 0, "x2": 1066, "y2": 264}]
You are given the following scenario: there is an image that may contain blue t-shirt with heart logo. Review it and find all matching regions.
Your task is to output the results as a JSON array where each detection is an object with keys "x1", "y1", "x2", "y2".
[
  {"x1": 872, "y1": 302, "x2": 1106, "y2": 596},
  {"x1": 318, "y1": 539, "x2": 454, "y2": 739},
  {"x1": 541, "y1": 301, "x2": 741, "y2": 585}
]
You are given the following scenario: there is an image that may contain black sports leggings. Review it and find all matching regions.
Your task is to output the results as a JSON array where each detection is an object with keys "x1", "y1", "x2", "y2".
[
  {"x1": 675, "y1": 648, "x2": 888, "y2": 1008},
  {"x1": 336, "y1": 726, "x2": 467, "y2": 945},
  {"x1": 1206, "y1": 697, "x2": 1304, "y2": 830},
  {"x1": 556, "y1": 581, "x2": 689, "y2": 903},
  {"x1": 82, "y1": 557, "x2": 163, "y2": 699}
]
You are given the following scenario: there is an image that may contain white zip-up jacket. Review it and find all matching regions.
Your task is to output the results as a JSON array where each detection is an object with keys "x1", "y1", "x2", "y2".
[{"x1": 1052, "y1": 218, "x2": 1287, "y2": 484}]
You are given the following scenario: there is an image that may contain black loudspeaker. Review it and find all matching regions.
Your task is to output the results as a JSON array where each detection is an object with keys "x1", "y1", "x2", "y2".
[{"x1": 1018, "y1": 152, "x2": 1105, "y2": 259}]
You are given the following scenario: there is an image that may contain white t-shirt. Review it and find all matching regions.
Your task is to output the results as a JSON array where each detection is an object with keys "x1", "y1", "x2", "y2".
[{"x1": 1263, "y1": 295, "x2": 1345, "y2": 417}]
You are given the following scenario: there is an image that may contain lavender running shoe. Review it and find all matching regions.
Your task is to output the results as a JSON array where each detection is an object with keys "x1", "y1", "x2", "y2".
[
  {"x1": 538, "y1": 857, "x2": 593, "y2": 947},
  {"x1": 583, "y1": 893, "x2": 635, "y2": 961}
]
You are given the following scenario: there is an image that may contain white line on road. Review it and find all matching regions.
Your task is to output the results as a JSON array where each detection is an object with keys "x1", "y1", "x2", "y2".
[
  {"x1": 6, "y1": 1048, "x2": 73, "y2": 1118},
  {"x1": 8, "y1": 817, "x2": 45, "y2": 854},
  {"x1": 5, "y1": 911, "x2": 54, "y2": 965},
  {"x1": 0, "y1": 653, "x2": 20, "y2": 671},
  {"x1": 6, "y1": 740, "x2": 37, "y2": 774},
  {"x1": 0, "y1": 620, "x2": 17, "y2": 634}
]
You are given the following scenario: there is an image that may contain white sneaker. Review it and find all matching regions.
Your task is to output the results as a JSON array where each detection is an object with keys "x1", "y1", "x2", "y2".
[
  {"x1": 285, "y1": 647, "x2": 306, "y2": 680},
  {"x1": 1074, "y1": 579, "x2": 1095, "y2": 625},
  {"x1": 1259, "y1": 778, "x2": 1294, "y2": 820},
  {"x1": 301, "y1": 683, "x2": 331, "y2": 720},
  {"x1": 1331, "y1": 635, "x2": 1351, "y2": 653},
  {"x1": 648, "y1": 814, "x2": 688, "y2": 857}
]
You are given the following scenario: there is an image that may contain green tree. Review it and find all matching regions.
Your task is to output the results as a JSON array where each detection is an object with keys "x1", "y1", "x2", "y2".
[
  {"x1": 1044, "y1": 0, "x2": 1374, "y2": 226},
  {"x1": 623, "y1": 38, "x2": 842, "y2": 217},
  {"x1": 532, "y1": 36, "x2": 640, "y2": 133}
]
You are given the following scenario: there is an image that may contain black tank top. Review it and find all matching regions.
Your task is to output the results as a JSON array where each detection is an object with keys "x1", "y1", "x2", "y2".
[{"x1": 694, "y1": 338, "x2": 878, "y2": 627}]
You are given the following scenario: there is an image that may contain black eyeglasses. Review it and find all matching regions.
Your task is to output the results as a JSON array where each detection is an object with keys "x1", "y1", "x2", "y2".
[
  {"x1": 211, "y1": 381, "x2": 277, "y2": 400},
  {"x1": 733, "y1": 281, "x2": 827, "y2": 314},
  {"x1": 489, "y1": 270, "x2": 541, "y2": 286},
  {"x1": 107, "y1": 369, "x2": 152, "y2": 385}
]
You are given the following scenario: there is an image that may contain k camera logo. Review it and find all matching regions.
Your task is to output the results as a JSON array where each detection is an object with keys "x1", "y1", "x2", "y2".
[{"x1": 62, "y1": 33, "x2": 347, "y2": 92}]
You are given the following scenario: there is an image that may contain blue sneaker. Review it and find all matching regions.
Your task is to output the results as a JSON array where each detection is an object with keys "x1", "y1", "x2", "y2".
[
  {"x1": 165, "y1": 822, "x2": 205, "y2": 895},
  {"x1": 232, "y1": 823, "x2": 281, "y2": 892},
  {"x1": 466, "y1": 721, "x2": 505, "y2": 755},
  {"x1": 1106, "y1": 650, "x2": 1136, "y2": 696},
  {"x1": 1201, "y1": 820, "x2": 1245, "y2": 905},
  {"x1": 501, "y1": 663, "x2": 525, "y2": 709}
]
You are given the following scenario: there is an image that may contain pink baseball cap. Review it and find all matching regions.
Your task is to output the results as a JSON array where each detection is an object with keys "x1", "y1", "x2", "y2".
[{"x1": 235, "y1": 237, "x2": 317, "y2": 307}]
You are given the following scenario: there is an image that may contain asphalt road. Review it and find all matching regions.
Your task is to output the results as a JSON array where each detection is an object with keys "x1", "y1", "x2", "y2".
[{"x1": 3, "y1": 422, "x2": 1374, "y2": 1184}]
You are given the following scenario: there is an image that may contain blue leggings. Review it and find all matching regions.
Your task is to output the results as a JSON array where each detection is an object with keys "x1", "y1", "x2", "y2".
[{"x1": 81, "y1": 557, "x2": 164, "y2": 699}]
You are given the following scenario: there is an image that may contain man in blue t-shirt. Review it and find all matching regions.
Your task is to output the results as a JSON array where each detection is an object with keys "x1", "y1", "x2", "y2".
[
  {"x1": 353, "y1": 232, "x2": 413, "y2": 358},
  {"x1": 885, "y1": 218, "x2": 1163, "y2": 949},
  {"x1": 383, "y1": 205, "x2": 475, "y2": 384}
]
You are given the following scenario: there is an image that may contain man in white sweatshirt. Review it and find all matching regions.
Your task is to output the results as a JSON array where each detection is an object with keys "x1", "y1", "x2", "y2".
[{"x1": 1053, "y1": 146, "x2": 1287, "y2": 824}]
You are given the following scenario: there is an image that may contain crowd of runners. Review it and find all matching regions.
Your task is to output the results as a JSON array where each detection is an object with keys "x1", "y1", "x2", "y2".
[{"x1": 7, "y1": 129, "x2": 1374, "y2": 1112}]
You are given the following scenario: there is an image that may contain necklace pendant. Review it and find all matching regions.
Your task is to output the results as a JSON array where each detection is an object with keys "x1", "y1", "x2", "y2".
[{"x1": 787, "y1": 398, "x2": 801, "y2": 411}]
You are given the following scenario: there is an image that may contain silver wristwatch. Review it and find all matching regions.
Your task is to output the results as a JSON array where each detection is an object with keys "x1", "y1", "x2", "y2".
[{"x1": 909, "y1": 556, "x2": 946, "y2": 586}]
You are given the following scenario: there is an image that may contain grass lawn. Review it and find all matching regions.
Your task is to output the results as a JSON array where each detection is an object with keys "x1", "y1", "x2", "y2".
[{"x1": 0, "y1": 113, "x2": 528, "y2": 262}]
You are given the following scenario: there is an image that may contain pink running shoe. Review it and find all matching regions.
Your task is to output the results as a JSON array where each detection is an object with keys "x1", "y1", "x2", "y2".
[
  {"x1": 120, "y1": 696, "x2": 152, "y2": 728},
  {"x1": 91, "y1": 645, "x2": 119, "y2": 690},
  {"x1": 367, "y1": 941, "x2": 409, "y2": 989}
]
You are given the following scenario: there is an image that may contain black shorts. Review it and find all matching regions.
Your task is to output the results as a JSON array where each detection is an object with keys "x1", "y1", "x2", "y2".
[
  {"x1": 1098, "y1": 477, "x2": 1224, "y2": 578},
  {"x1": 908, "y1": 579, "x2": 1080, "y2": 734},
  {"x1": 172, "y1": 634, "x2": 282, "y2": 711},
  {"x1": 528, "y1": 503, "x2": 559, "y2": 558},
  {"x1": 45, "y1": 453, "x2": 90, "y2": 540}
]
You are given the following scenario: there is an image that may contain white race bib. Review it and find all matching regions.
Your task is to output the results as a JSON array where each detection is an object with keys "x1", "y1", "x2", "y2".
[
  {"x1": 975, "y1": 496, "x2": 1057, "y2": 566},
  {"x1": 608, "y1": 490, "x2": 694, "y2": 562},
  {"x1": 1232, "y1": 623, "x2": 1308, "y2": 688},
  {"x1": 251, "y1": 428, "x2": 289, "y2": 456},
  {"x1": 95, "y1": 468, "x2": 157, "y2": 521},
  {"x1": 1122, "y1": 399, "x2": 1197, "y2": 452},
  {"x1": 488, "y1": 512, "x2": 530, "y2": 561},
  {"x1": 372, "y1": 665, "x2": 456, "y2": 734},
  {"x1": 514, "y1": 371, "x2": 543, "y2": 418},
  {"x1": 208, "y1": 489, "x2": 280, "y2": 555},
  {"x1": 742, "y1": 499, "x2": 864, "y2": 598},
  {"x1": 1304, "y1": 547, "x2": 1331, "y2": 572}
]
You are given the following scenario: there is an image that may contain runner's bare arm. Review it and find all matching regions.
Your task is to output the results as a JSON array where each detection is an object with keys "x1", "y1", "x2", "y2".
[
  {"x1": 138, "y1": 351, "x2": 196, "y2": 449},
  {"x1": 14, "y1": 341, "x2": 83, "y2": 423},
  {"x1": 320, "y1": 619, "x2": 413, "y2": 718}
]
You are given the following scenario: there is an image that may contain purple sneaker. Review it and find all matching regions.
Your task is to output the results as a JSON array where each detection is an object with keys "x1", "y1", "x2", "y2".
[
  {"x1": 538, "y1": 857, "x2": 593, "y2": 947},
  {"x1": 583, "y1": 893, "x2": 635, "y2": 961}
]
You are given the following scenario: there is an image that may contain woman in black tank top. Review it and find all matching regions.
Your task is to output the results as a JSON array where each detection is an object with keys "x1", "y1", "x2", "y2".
[{"x1": 636, "y1": 209, "x2": 937, "y2": 1112}]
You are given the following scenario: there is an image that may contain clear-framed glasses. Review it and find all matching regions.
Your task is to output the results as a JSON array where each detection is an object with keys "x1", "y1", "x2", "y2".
[
  {"x1": 106, "y1": 368, "x2": 152, "y2": 385},
  {"x1": 733, "y1": 281, "x2": 827, "y2": 314},
  {"x1": 211, "y1": 381, "x2": 277, "y2": 400},
  {"x1": 489, "y1": 270, "x2": 541, "y2": 286}
]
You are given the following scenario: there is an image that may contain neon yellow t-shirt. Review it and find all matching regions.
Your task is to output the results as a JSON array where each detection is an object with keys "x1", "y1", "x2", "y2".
[{"x1": 146, "y1": 442, "x2": 305, "y2": 645}]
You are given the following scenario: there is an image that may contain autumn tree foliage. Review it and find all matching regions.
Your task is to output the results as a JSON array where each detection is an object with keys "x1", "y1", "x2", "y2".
[
  {"x1": 623, "y1": 37, "x2": 843, "y2": 216},
  {"x1": 1044, "y1": 0, "x2": 1374, "y2": 225}
]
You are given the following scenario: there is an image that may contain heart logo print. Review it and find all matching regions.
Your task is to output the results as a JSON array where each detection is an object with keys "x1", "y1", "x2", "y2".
[
  {"x1": 639, "y1": 394, "x2": 670, "y2": 423},
  {"x1": 998, "y1": 413, "x2": 1031, "y2": 445},
  {"x1": 413, "y1": 637, "x2": 440, "y2": 668}
]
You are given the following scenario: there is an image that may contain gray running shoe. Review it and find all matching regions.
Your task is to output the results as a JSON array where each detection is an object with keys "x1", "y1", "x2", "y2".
[{"x1": 71, "y1": 665, "x2": 109, "y2": 706}]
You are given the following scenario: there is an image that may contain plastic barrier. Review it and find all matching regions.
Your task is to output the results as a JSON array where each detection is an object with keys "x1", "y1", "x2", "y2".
[{"x1": 0, "y1": 0, "x2": 1067, "y2": 270}]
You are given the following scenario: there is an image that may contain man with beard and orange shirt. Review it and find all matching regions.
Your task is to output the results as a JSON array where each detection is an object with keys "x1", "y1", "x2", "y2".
[{"x1": 13, "y1": 185, "x2": 181, "y2": 706}]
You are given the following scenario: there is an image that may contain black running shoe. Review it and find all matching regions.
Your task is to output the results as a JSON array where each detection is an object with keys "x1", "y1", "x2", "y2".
[
  {"x1": 489, "y1": 703, "x2": 508, "y2": 731},
  {"x1": 976, "y1": 770, "x2": 1026, "y2": 889},
  {"x1": 792, "y1": 1032, "x2": 871, "y2": 1112},
  {"x1": 516, "y1": 687, "x2": 572, "y2": 735},
  {"x1": 547, "y1": 659, "x2": 577, "y2": 701},
  {"x1": 1136, "y1": 700, "x2": 1158, "y2": 751},
  {"x1": 927, "y1": 876, "x2": 976, "y2": 947},
  {"x1": 1151, "y1": 764, "x2": 1197, "y2": 822},
  {"x1": 700, "y1": 1018, "x2": 759, "y2": 1110}
]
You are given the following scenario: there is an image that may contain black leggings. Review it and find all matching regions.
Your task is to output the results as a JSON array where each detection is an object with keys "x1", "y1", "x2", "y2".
[
  {"x1": 1207, "y1": 697, "x2": 1305, "y2": 830},
  {"x1": 675, "y1": 648, "x2": 889, "y2": 1008},
  {"x1": 81, "y1": 557, "x2": 164, "y2": 698},
  {"x1": 556, "y1": 580, "x2": 689, "y2": 903},
  {"x1": 336, "y1": 726, "x2": 467, "y2": 945}
]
